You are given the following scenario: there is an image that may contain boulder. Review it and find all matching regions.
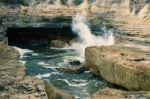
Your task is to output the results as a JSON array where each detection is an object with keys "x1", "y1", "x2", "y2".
[
  {"x1": 85, "y1": 45, "x2": 150, "y2": 90},
  {"x1": 93, "y1": 88, "x2": 150, "y2": 99},
  {"x1": 69, "y1": 60, "x2": 81, "y2": 66},
  {"x1": 56, "y1": 66, "x2": 87, "y2": 73},
  {"x1": 45, "y1": 81, "x2": 75, "y2": 99},
  {"x1": 50, "y1": 40, "x2": 67, "y2": 48}
]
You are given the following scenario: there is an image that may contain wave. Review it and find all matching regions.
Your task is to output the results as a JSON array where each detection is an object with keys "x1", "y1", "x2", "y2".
[
  {"x1": 35, "y1": 71, "x2": 61, "y2": 79},
  {"x1": 13, "y1": 46, "x2": 33, "y2": 58},
  {"x1": 38, "y1": 62, "x2": 50, "y2": 66},
  {"x1": 58, "y1": 79, "x2": 88, "y2": 87},
  {"x1": 36, "y1": 73, "x2": 51, "y2": 79},
  {"x1": 71, "y1": 13, "x2": 114, "y2": 58}
]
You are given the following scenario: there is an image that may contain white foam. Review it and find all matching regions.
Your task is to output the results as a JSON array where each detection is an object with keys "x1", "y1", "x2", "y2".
[
  {"x1": 20, "y1": 60, "x2": 26, "y2": 65},
  {"x1": 72, "y1": 79, "x2": 87, "y2": 83},
  {"x1": 51, "y1": 72, "x2": 61, "y2": 75},
  {"x1": 71, "y1": 13, "x2": 114, "y2": 58},
  {"x1": 38, "y1": 62, "x2": 50, "y2": 66},
  {"x1": 32, "y1": 53, "x2": 39, "y2": 56},
  {"x1": 51, "y1": 47, "x2": 73, "y2": 50},
  {"x1": 58, "y1": 79, "x2": 88, "y2": 87},
  {"x1": 13, "y1": 46, "x2": 33, "y2": 58},
  {"x1": 36, "y1": 73, "x2": 51, "y2": 79}
]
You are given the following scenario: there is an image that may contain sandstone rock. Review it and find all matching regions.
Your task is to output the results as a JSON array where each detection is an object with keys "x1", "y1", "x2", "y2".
[
  {"x1": 50, "y1": 40, "x2": 67, "y2": 48},
  {"x1": 90, "y1": 0, "x2": 131, "y2": 18},
  {"x1": 0, "y1": 43, "x2": 48, "y2": 99},
  {"x1": 114, "y1": 23, "x2": 150, "y2": 39},
  {"x1": 138, "y1": 4, "x2": 150, "y2": 19},
  {"x1": 93, "y1": 88, "x2": 150, "y2": 99},
  {"x1": 85, "y1": 45, "x2": 150, "y2": 90},
  {"x1": 45, "y1": 81, "x2": 75, "y2": 99},
  {"x1": 10, "y1": 77, "x2": 48, "y2": 99}
]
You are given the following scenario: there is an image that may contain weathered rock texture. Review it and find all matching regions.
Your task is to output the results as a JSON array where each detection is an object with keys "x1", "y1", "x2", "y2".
[
  {"x1": 85, "y1": 45, "x2": 150, "y2": 90},
  {"x1": 90, "y1": 0, "x2": 131, "y2": 18},
  {"x1": 50, "y1": 40, "x2": 67, "y2": 48},
  {"x1": 93, "y1": 88, "x2": 150, "y2": 99},
  {"x1": 0, "y1": 43, "x2": 74, "y2": 99},
  {"x1": 0, "y1": 0, "x2": 89, "y2": 46},
  {"x1": 45, "y1": 81, "x2": 75, "y2": 99},
  {"x1": 0, "y1": 0, "x2": 150, "y2": 98},
  {"x1": 0, "y1": 0, "x2": 149, "y2": 45},
  {"x1": 0, "y1": 43, "x2": 48, "y2": 99},
  {"x1": 90, "y1": 0, "x2": 150, "y2": 18}
]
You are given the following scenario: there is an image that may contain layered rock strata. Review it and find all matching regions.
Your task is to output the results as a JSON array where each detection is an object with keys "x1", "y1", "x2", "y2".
[
  {"x1": 85, "y1": 45, "x2": 150, "y2": 90},
  {"x1": 93, "y1": 88, "x2": 150, "y2": 99}
]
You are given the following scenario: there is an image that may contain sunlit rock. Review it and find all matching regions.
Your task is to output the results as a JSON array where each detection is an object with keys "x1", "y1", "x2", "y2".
[{"x1": 85, "y1": 45, "x2": 150, "y2": 90}]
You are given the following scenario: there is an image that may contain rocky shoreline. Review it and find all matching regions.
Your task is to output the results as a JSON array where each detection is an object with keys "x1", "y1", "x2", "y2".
[
  {"x1": 0, "y1": 43, "x2": 48, "y2": 98},
  {"x1": 0, "y1": 0, "x2": 150, "y2": 99},
  {"x1": 0, "y1": 43, "x2": 74, "y2": 99},
  {"x1": 85, "y1": 34, "x2": 150, "y2": 98},
  {"x1": 85, "y1": 13, "x2": 150, "y2": 99}
]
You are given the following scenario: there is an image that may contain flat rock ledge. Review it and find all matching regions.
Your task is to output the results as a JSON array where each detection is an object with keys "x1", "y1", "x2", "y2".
[
  {"x1": 85, "y1": 45, "x2": 150, "y2": 91},
  {"x1": 93, "y1": 88, "x2": 150, "y2": 99}
]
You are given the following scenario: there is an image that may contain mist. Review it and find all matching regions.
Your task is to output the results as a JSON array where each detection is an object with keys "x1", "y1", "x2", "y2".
[{"x1": 71, "y1": 13, "x2": 114, "y2": 59}]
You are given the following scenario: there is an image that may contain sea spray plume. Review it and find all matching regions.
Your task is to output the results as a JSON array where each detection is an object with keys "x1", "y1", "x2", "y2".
[
  {"x1": 101, "y1": 25, "x2": 115, "y2": 45},
  {"x1": 72, "y1": 13, "x2": 94, "y2": 45},
  {"x1": 71, "y1": 13, "x2": 114, "y2": 59},
  {"x1": 71, "y1": 13, "x2": 94, "y2": 60}
]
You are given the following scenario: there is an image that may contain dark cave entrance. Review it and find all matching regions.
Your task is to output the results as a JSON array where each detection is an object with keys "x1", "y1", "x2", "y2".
[{"x1": 6, "y1": 26, "x2": 77, "y2": 47}]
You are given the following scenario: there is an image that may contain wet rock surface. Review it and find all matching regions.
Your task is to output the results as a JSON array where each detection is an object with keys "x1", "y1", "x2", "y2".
[
  {"x1": 56, "y1": 66, "x2": 87, "y2": 73},
  {"x1": 69, "y1": 60, "x2": 81, "y2": 66},
  {"x1": 50, "y1": 40, "x2": 67, "y2": 48}
]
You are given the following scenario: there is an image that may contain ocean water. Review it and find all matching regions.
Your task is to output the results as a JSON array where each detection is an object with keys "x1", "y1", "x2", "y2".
[{"x1": 15, "y1": 46, "x2": 111, "y2": 99}]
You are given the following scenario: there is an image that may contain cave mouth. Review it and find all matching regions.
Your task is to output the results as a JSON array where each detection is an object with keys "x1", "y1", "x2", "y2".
[{"x1": 6, "y1": 27, "x2": 77, "y2": 47}]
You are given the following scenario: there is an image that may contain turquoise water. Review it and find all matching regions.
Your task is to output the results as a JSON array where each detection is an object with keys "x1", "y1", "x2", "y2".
[{"x1": 19, "y1": 46, "x2": 111, "y2": 99}]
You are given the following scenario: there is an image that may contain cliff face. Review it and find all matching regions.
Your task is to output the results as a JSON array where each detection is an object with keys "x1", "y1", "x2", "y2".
[
  {"x1": 0, "y1": 0, "x2": 150, "y2": 99},
  {"x1": 0, "y1": 0, "x2": 149, "y2": 25},
  {"x1": 0, "y1": 0, "x2": 85, "y2": 6},
  {"x1": 90, "y1": 0, "x2": 150, "y2": 19},
  {"x1": 91, "y1": 0, "x2": 130, "y2": 17}
]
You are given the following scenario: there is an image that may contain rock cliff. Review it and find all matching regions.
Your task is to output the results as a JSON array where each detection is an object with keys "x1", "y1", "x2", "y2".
[{"x1": 0, "y1": 0, "x2": 150, "y2": 99}]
